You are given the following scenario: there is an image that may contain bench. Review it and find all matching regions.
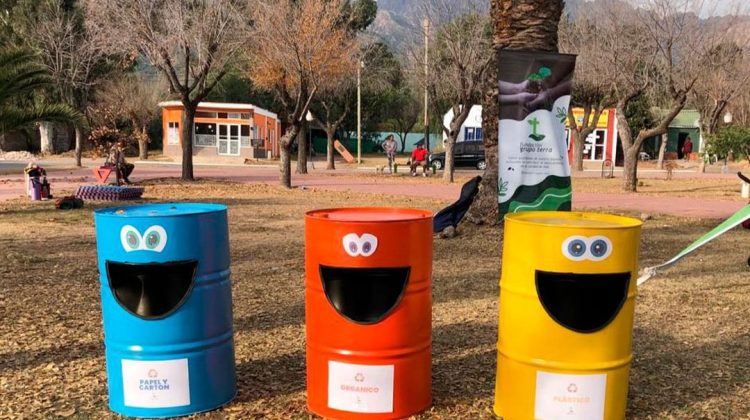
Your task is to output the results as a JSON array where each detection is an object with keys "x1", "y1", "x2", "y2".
[{"x1": 392, "y1": 160, "x2": 436, "y2": 175}]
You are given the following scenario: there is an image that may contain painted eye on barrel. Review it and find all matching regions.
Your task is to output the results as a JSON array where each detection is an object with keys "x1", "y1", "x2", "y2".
[
  {"x1": 120, "y1": 225, "x2": 141, "y2": 251},
  {"x1": 360, "y1": 234, "x2": 378, "y2": 257},
  {"x1": 143, "y1": 226, "x2": 168, "y2": 253},
  {"x1": 341, "y1": 233, "x2": 379, "y2": 257},
  {"x1": 120, "y1": 225, "x2": 168, "y2": 253},
  {"x1": 562, "y1": 236, "x2": 588, "y2": 261},
  {"x1": 589, "y1": 236, "x2": 612, "y2": 261},
  {"x1": 343, "y1": 233, "x2": 360, "y2": 257}
]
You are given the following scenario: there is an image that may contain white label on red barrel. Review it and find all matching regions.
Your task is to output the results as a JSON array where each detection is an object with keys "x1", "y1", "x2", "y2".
[
  {"x1": 534, "y1": 371, "x2": 606, "y2": 420},
  {"x1": 327, "y1": 361, "x2": 394, "y2": 413},
  {"x1": 121, "y1": 359, "x2": 190, "y2": 408}
]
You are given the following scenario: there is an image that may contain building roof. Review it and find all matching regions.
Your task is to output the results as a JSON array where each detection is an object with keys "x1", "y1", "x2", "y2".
[
  {"x1": 669, "y1": 109, "x2": 701, "y2": 129},
  {"x1": 158, "y1": 101, "x2": 278, "y2": 120}
]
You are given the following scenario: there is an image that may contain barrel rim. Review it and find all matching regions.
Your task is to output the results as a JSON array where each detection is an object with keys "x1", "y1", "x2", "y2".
[
  {"x1": 306, "y1": 207, "x2": 433, "y2": 223},
  {"x1": 504, "y1": 211, "x2": 642, "y2": 229},
  {"x1": 95, "y1": 203, "x2": 227, "y2": 218}
]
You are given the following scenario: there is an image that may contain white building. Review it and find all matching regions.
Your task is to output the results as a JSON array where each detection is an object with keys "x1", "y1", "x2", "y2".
[{"x1": 442, "y1": 105, "x2": 483, "y2": 143}]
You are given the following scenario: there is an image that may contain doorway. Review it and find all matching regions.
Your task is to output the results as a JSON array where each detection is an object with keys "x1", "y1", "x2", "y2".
[
  {"x1": 677, "y1": 132, "x2": 689, "y2": 159},
  {"x1": 218, "y1": 124, "x2": 240, "y2": 156}
]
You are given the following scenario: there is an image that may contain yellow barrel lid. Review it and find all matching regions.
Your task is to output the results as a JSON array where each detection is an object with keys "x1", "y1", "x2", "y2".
[{"x1": 505, "y1": 211, "x2": 642, "y2": 229}]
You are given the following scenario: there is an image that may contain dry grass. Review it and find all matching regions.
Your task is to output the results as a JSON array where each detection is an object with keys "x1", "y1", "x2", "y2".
[
  {"x1": 572, "y1": 177, "x2": 743, "y2": 200},
  {"x1": 0, "y1": 180, "x2": 748, "y2": 419}
]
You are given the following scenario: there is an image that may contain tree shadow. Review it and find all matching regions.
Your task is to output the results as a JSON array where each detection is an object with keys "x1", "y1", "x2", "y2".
[
  {"x1": 0, "y1": 341, "x2": 102, "y2": 373},
  {"x1": 234, "y1": 302, "x2": 305, "y2": 333},
  {"x1": 234, "y1": 350, "x2": 307, "y2": 404},
  {"x1": 628, "y1": 327, "x2": 750, "y2": 417},
  {"x1": 432, "y1": 321, "x2": 497, "y2": 406}
]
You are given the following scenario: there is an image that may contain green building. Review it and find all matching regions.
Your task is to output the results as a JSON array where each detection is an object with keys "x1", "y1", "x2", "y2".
[{"x1": 642, "y1": 109, "x2": 702, "y2": 160}]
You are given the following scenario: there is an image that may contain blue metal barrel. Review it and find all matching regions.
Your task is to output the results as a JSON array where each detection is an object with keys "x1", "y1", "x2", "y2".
[{"x1": 94, "y1": 203, "x2": 236, "y2": 418}]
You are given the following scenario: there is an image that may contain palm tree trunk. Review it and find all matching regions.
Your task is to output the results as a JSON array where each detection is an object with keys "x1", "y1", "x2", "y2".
[{"x1": 466, "y1": 0, "x2": 564, "y2": 225}]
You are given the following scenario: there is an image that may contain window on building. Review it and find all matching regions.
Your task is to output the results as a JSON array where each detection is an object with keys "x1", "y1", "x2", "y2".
[
  {"x1": 240, "y1": 125, "x2": 251, "y2": 147},
  {"x1": 241, "y1": 113, "x2": 252, "y2": 120},
  {"x1": 167, "y1": 122, "x2": 180, "y2": 145},
  {"x1": 218, "y1": 112, "x2": 228, "y2": 119},
  {"x1": 196, "y1": 111, "x2": 217, "y2": 118},
  {"x1": 194, "y1": 123, "x2": 217, "y2": 146},
  {"x1": 464, "y1": 127, "x2": 483, "y2": 142}
]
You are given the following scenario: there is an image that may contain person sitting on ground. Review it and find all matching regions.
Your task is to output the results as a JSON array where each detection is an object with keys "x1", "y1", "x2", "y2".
[{"x1": 410, "y1": 139, "x2": 430, "y2": 177}]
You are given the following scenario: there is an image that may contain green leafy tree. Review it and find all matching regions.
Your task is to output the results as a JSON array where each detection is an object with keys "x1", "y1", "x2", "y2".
[
  {"x1": 706, "y1": 126, "x2": 750, "y2": 164},
  {"x1": 0, "y1": 48, "x2": 82, "y2": 135}
]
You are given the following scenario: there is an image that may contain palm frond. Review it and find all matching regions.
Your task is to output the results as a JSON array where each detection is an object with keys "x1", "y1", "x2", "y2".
[{"x1": 0, "y1": 104, "x2": 85, "y2": 135}]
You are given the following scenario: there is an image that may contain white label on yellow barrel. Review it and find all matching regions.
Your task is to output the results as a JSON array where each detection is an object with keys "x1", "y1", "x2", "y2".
[
  {"x1": 121, "y1": 359, "x2": 190, "y2": 408},
  {"x1": 327, "y1": 361, "x2": 394, "y2": 413},
  {"x1": 534, "y1": 371, "x2": 606, "y2": 420}
]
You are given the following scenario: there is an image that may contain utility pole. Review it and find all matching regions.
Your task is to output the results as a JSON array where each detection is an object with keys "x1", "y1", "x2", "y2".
[
  {"x1": 357, "y1": 60, "x2": 363, "y2": 165},
  {"x1": 423, "y1": 18, "x2": 430, "y2": 152}
]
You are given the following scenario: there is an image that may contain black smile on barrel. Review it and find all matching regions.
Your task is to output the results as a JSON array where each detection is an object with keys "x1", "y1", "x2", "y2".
[
  {"x1": 320, "y1": 266, "x2": 410, "y2": 324},
  {"x1": 106, "y1": 260, "x2": 197, "y2": 319},
  {"x1": 536, "y1": 270, "x2": 630, "y2": 333}
]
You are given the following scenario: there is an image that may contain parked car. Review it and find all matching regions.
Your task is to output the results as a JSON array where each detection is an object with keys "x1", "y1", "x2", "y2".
[{"x1": 429, "y1": 140, "x2": 486, "y2": 170}]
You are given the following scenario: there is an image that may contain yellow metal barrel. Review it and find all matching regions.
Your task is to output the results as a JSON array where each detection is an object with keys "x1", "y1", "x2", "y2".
[{"x1": 494, "y1": 211, "x2": 642, "y2": 420}]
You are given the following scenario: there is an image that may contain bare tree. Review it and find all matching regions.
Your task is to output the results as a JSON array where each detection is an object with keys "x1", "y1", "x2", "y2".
[
  {"x1": 94, "y1": 73, "x2": 167, "y2": 160},
  {"x1": 384, "y1": 86, "x2": 421, "y2": 153},
  {"x1": 312, "y1": 83, "x2": 354, "y2": 170},
  {"x1": 466, "y1": 0, "x2": 564, "y2": 224},
  {"x1": 86, "y1": 0, "x2": 250, "y2": 180},
  {"x1": 414, "y1": 1, "x2": 492, "y2": 183},
  {"x1": 559, "y1": 14, "x2": 615, "y2": 172},
  {"x1": 692, "y1": 43, "x2": 749, "y2": 136},
  {"x1": 248, "y1": 0, "x2": 358, "y2": 188},
  {"x1": 596, "y1": 0, "x2": 744, "y2": 191}
]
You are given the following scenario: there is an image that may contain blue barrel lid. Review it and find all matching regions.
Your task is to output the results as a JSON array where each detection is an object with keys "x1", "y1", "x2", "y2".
[{"x1": 95, "y1": 203, "x2": 227, "y2": 218}]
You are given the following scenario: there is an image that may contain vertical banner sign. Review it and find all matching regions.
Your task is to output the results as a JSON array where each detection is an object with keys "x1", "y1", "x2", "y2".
[{"x1": 498, "y1": 50, "x2": 577, "y2": 216}]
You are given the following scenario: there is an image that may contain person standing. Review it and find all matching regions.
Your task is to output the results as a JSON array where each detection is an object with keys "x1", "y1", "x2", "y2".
[
  {"x1": 682, "y1": 136, "x2": 693, "y2": 161},
  {"x1": 410, "y1": 139, "x2": 429, "y2": 177},
  {"x1": 383, "y1": 134, "x2": 397, "y2": 173}
]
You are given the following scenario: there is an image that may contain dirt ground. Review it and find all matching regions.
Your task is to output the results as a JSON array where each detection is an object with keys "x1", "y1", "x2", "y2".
[{"x1": 0, "y1": 180, "x2": 748, "y2": 419}]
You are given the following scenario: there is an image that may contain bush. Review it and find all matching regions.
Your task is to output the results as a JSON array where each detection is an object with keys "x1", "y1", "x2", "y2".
[{"x1": 706, "y1": 126, "x2": 750, "y2": 163}]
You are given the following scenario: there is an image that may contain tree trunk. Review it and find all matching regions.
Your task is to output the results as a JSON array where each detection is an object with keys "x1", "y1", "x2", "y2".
[
  {"x1": 398, "y1": 134, "x2": 406, "y2": 153},
  {"x1": 280, "y1": 145, "x2": 292, "y2": 188},
  {"x1": 656, "y1": 133, "x2": 668, "y2": 170},
  {"x1": 296, "y1": 122, "x2": 308, "y2": 174},
  {"x1": 443, "y1": 138, "x2": 455, "y2": 183},
  {"x1": 181, "y1": 104, "x2": 196, "y2": 181},
  {"x1": 465, "y1": 0, "x2": 564, "y2": 225},
  {"x1": 139, "y1": 124, "x2": 149, "y2": 160},
  {"x1": 622, "y1": 147, "x2": 640, "y2": 192},
  {"x1": 39, "y1": 122, "x2": 53, "y2": 154},
  {"x1": 74, "y1": 125, "x2": 83, "y2": 167},
  {"x1": 465, "y1": 65, "x2": 500, "y2": 225},
  {"x1": 279, "y1": 125, "x2": 300, "y2": 188},
  {"x1": 326, "y1": 129, "x2": 335, "y2": 170},
  {"x1": 571, "y1": 129, "x2": 584, "y2": 172}
]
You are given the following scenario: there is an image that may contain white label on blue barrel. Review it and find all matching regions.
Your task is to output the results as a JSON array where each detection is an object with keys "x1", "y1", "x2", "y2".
[
  {"x1": 534, "y1": 371, "x2": 606, "y2": 420},
  {"x1": 121, "y1": 359, "x2": 190, "y2": 408},
  {"x1": 327, "y1": 361, "x2": 394, "y2": 413}
]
